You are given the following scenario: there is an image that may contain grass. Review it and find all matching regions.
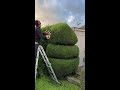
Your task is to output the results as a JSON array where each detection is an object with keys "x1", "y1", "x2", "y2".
[{"x1": 35, "y1": 75, "x2": 80, "y2": 90}]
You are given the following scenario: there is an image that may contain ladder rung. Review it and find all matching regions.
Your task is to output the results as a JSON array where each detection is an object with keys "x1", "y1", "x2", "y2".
[
  {"x1": 48, "y1": 69, "x2": 52, "y2": 73},
  {"x1": 48, "y1": 70, "x2": 52, "y2": 74}
]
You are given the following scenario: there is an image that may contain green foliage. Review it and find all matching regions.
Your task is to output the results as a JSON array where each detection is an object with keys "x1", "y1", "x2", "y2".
[
  {"x1": 37, "y1": 22, "x2": 79, "y2": 79},
  {"x1": 41, "y1": 25, "x2": 52, "y2": 32},
  {"x1": 49, "y1": 57, "x2": 79, "y2": 77},
  {"x1": 37, "y1": 55, "x2": 49, "y2": 78},
  {"x1": 35, "y1": 75, "x2": 80, "y2": 90},
  {"x1": 46, "y1": 44, "x2": 79, "y2": 59},
  {"x1": 49, "y1": 22, "x2": 78, "y2": 45},
  {"x1": 41, "y1": 25, "x2": 52, "y2": 51},
  {"x1": 41, "y1": 39, "x2": 49, "y2": 51}
]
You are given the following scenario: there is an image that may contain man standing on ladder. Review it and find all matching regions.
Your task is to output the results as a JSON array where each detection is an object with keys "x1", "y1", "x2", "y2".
[
  {"x1": 35, "y1": 20, "x2": 60, "y2": 84},
  {"x1": 35, "y1": 20, "x2": 50, "y2": 60},
  {"x1": 35, "y1": 20, "x2": 43, "y2": 59}
]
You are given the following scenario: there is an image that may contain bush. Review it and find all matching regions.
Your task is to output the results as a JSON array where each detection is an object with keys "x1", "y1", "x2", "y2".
[
  {"x1": 41, "y1": 25, "x2": 52, "y2": 51},
  {"x1": 49, "y1": 57, "x2": 79, "y2": 78},
  {"x1": 49, "y1": 23, "x2": 78, "y2": 45},
  {"x1": 41, "y1": 25, "x2": 52, "y2": 32},
  {"x1": 37, "y1": 55, "x2": 49, "y2": 78},
  {"x1": 46, "y1": 44, "x2": 79, "y2": 59},
  {"x1": 40, "y1": 39, "x2": 49, "y2": 51},
  {"x1": 37, "y1": 23, "x2": 79, "y2": 79}
]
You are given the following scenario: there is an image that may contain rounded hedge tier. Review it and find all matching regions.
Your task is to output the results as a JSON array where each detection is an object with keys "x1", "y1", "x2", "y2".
[
  {"x1": 49, "y1": 57, "x2": 79, "y2": 77},
  {"x1": 46, "y1": 23, "x2": 78, "y2": 45},
  {"x1": 46, "y1": 44, "x2": 79, "y2": 59}
]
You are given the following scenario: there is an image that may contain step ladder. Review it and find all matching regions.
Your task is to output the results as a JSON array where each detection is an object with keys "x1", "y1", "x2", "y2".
[{"x1": 35, "y1": 45, "x2": 60, "y2": 84}]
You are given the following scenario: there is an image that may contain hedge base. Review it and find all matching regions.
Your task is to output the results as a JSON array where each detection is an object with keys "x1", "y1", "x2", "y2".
[{"x1": 49, "y1": 57, "x2": 79, "y2": 78}]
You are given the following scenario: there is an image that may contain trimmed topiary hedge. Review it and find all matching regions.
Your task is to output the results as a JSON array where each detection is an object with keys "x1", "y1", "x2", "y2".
[
  {"x1": 37, "y1": 22, "x2": 79, "y2": 78},
  {"x1": 46, "y1": 44, "x2": 79, "y2": 59},
  {"x1": 41, "y1": 25, "x2": 52, "y2": 32},
  {"x1": 37, "y1": 55, "x2": 49, "y2": 78},
  {"x1": 49, "y1": 57, "x2": 79, "y2": 77},
  {"x1": 41, "y1": 25, "x2": 52, "y2": 51},
  {"x1": 36, "y1": 25, "x2": 52, "y2": 78},
  {"x1": 40, "y1": 39, "x2": 49, "y2": 51},
  {"x1": 49, "y1": 23, "x2": 78, "y2": 45}
]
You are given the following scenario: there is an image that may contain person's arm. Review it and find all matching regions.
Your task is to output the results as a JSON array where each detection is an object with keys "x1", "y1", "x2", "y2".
[{"x1": 39, "y1": 28, "x2": 48, "y2": 39}]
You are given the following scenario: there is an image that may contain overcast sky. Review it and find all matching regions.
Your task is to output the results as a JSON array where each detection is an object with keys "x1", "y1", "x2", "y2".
[{"x1": 35, "y1": 0, "x2": 85, "y2": 27}]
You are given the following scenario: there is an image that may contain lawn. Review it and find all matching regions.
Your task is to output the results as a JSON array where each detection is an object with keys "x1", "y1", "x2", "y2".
[{"x1": 35, "y1": 75, "x2": 80, "y2": 90}]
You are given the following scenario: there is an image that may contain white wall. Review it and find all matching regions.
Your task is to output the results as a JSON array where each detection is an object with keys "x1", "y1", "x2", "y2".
[{"x1": 75, "y1": 30, "x2": 85, "y2": 66}]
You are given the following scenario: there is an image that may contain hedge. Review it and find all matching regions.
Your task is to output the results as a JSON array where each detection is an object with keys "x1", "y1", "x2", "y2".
[
  {"x1": 48, "y1": 23, "x2": 78, "y2": 45},
  {"x1": 36, "y1": 23, "x2": 79, "y2": 78},
  {"x1": 41, "y1": 25, "x2": 52, "y2": 32},
  {"x1": 49, "y1": 57, "x2": 79, "y2": 77},
  {"x1": 40, "y1": 39, "x2": 49, "y2": 51},
  {"x1": 41, "y1": 25, "x2": 52, "y2": 51},
  {"x1": 46, "y1": 44, "x2": 79, "y2": 59},
  {"x1": 37, "y1": 55, "x2": 49, "y2": 78}
]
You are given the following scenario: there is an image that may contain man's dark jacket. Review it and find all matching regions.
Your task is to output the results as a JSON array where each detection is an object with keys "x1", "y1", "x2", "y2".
[{"x1": 35, "y1": 27, "x2": 43, "y2": 44}]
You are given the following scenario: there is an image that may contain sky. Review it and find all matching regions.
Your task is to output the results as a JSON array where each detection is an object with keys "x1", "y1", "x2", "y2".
[{"x1": 35, "y1": 0, "x2": 85, "y2": 27}]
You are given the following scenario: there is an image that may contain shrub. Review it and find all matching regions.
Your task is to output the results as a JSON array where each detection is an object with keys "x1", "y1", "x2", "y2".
[
  {"x1": 40, "y1": 39, "x2": 49, "y2": 51},
  {"x1": 41, "y1": 25, "x2": 52, "y2": 32},
  {"x1": 49, "y1": 57, "x2": 79, "y2": 77},
  {"x1": 41, "y1": 25, "x2": 52, "y2": 51},
  {"x1": 37, "y1": 23, "x2": 79, "y2": 79},
  {"x1": 46, "y1": 44, "x2": 79, "y2": 59},
  {"x1": 37, "y1": 55, "x2": 49, "y2": 78},
  {"x1": 49, "y1": 23, "x2": 78, "y2": 45}
]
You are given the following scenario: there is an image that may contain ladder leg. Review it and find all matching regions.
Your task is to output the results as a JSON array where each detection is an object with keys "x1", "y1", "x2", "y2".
[
  {"x1": 35, "y1": 46, "x2": 40, "y2": 82},
  {"x1": 38, "y1": 45, "x2": 60, "y2": 84}
]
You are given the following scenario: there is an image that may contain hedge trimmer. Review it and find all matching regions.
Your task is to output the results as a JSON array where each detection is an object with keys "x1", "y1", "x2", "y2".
[{"x1": 43, "y1": 30, "x2": 51, "y2": 39}]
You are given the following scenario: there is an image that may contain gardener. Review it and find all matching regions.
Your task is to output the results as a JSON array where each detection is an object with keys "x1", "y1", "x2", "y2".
[
  {"x1": 35, "y1": 20, "x2": 43, "y2": 59},
  {"x1": 35, "y1": 20, "x2": 51, "y2": 59}
]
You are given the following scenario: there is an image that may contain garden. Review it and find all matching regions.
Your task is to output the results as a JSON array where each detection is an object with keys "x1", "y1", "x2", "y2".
[{"x1": 35, "y1": 22, "x2": 82, "y2": 90}]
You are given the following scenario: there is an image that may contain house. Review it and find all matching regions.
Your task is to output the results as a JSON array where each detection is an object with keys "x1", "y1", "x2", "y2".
[{"x1": 72, "y1": 26, "x2": 85, "y2": 66}]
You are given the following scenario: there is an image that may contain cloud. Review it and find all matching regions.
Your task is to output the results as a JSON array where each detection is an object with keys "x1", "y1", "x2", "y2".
[
  {"x1": 67, "y1": 16, "x2": 75, "y2": 23},
  {"x1": 35, "y1": 0, "x2": 85, "y2": 27}
]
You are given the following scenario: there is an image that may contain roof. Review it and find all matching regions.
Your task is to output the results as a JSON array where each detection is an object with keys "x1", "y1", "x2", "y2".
[{"x1": 79, "y1": 25, "x2": 85, "y2": 30}]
